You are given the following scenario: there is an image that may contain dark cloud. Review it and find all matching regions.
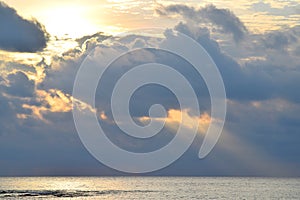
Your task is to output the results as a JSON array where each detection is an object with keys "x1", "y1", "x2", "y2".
[
  {"x1": 156, "y1": 4, "x2": 248, "y2": 42},
  {"x1": 0, "y1": 2, "x2": 49, "y2": 52},
  {"x1": 174, "y1": 22, "x2": 272, "y2": 102}
]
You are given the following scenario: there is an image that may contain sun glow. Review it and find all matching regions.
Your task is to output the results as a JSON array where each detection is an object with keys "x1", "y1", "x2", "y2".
[{"x1": 40, "y1": 6, "x2": 98, "y2": 38}]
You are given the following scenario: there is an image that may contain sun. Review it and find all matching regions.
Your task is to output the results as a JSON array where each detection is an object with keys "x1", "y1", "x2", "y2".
[{"x1": 40, "y1": 6, "x2": 98, "y2": 38}]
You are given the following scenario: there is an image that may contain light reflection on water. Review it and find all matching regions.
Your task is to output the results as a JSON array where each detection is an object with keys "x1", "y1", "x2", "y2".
[{"x1": 0, "y1": 177, "x2": 299, "y2": 199}]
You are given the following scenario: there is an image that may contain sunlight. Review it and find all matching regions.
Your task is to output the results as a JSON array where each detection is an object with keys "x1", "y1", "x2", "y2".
[{"x1": 40, "y1": 6, "x2": 98, "y2": 38}]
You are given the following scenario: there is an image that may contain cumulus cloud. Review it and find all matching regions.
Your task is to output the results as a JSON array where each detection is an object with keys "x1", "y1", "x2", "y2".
[
  {"x1": 0, "y1": 2, "x2": 49, "y2": 52},
  {"x1": 156, "y1": 4, "x2": 248, "y2": 42}
]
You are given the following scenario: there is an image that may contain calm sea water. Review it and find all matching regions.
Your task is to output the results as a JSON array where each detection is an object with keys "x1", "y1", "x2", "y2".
[{"x1": 0, "y1": 177, "x2": 299, "y2": 199}]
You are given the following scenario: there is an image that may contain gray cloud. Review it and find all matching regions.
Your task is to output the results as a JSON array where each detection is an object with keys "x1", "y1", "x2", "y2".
[
  {"x1": 156, "y1": 4, "x2": 248, "y2": 42},
  {"x1": 4, "y1": 71, "x2": 35, "y2": 97},
  {"x1": 0, "y1": 2, "x2": 49, "y2": 52},
  {"x1": 173, "y1": 20, "x2": 300, "y2": 103},
  {"x1": 261, "y1": 31, "x2": 298, "y2": 51}
]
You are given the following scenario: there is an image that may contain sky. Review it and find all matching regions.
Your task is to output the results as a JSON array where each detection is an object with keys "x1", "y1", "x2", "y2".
[{"x1": 0, "y1": 0, "x2": 300, "y2": 176}]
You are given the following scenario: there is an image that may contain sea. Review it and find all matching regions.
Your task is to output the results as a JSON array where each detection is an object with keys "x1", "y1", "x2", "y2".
[{"x1": 0, "y1": 177, "x2": 299, "y2": 199}]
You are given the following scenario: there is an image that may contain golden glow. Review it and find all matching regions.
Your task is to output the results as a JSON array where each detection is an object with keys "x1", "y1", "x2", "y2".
[
  {"x1": 22, "y1": 89, "x2": 73, "y2": 121},
  {"x1": 100, "y1": 111, "x2": 108, "y2": 120},
  {"x1": 139, "y1": 109, "x2": 211, "y2": 135},
  {"x1": 39, "y1": 89, "x2": 73, "y2": 113},
  {"x1": 22, "y1": 104, "x2": 46, "y2": 121},
  {"x1": 21, "y1": 94, "x2": 100, "y2": 123}
]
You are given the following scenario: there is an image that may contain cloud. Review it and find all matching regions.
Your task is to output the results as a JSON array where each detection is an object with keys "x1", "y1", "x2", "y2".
[
  {"x1": 0, "y1": 2, "x2": 49, "y2": 52},
  {"x1": 76, "y1": 32, "x2": 111, "y2": 48},
  {"x1": 3, "y1": 71, "x2": 35, "y2": 97},
  {"x1": 259, "y1": 30, "x2": 298, "y2": 51},
  {"x1": 173, "y1": 19, "x2": 300, "y2": 103},
  {"x1": 156, "y1": 4, "x2": 248, "y2": 42}
]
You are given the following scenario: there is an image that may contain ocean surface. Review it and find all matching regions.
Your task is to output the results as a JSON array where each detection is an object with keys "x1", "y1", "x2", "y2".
[{"x1": 0, "y1": 177, "x2": 299, "y2": 199}]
